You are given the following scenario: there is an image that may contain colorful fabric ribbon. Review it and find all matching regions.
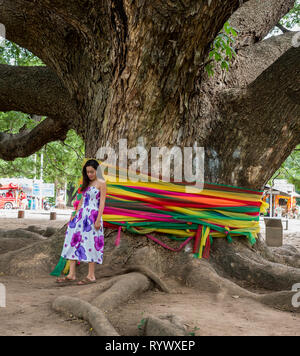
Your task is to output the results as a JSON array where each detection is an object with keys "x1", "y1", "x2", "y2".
[
  {"x1": 72, "y1": 162, "x2": 268, "y2": 259},
  {"x1": 50, "y1": 160, "x2": 268, "y2": 277}
]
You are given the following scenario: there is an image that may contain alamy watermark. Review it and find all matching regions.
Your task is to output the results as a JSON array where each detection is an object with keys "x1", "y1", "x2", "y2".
[
  {"x1": 292, "y1": 283, "x2": 300, "y2": 308},
  {"x1": 95, "y1": 137, "x2": 205, "y2": 193},
  {"x1": 0, "y1": 283, "x2": 6, "y2": 308}
]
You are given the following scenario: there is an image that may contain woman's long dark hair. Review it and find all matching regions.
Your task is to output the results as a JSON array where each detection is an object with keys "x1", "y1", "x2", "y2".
[{"x1": 81, "y1": 159, "x2": 100, "y2": 193}]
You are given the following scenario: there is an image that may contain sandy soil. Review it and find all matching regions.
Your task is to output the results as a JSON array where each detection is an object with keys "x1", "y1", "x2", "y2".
[
  {"x1": 0, "y1": 217, "x2": 68, "y2": 231},
  {"x1": 0, "y1": 216, "x2": 300, "y2": 336}
]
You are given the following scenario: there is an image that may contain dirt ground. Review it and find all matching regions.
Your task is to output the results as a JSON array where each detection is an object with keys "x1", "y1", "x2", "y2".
[{"x1": 1, "y1": 217, "x2": 300, "y2": 336}]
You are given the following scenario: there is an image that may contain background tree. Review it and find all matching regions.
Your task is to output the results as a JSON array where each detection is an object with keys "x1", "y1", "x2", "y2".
[
  {"x1": 270, "y1": 144, "x2": 300, "y2": 194},
  {"x1": 0, "y1": 42, "x2": 85, "y2": 205}
]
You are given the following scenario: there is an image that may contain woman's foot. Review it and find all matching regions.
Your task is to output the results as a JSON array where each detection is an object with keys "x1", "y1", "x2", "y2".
[
  {"x1": 77, "y1": 276, "x2": 96, "y2": 285},
  {"x1": 56, "y1": 275, "x2": 76, "y2": 283}
]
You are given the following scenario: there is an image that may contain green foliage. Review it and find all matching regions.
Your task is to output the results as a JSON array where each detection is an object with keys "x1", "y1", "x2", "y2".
[
  {"x1": 206, "y1": 1, "x2": 299, "y2": 76},
  {"x1": 205, "y1": 21, "x2": 238, "y2": 77},
  {"x1": 0, "y1": 123, "x2": 84, "y2": 189},
  {"x1": 269, "y1": 145, "x2": 300, "y2": 192},
  {"x1": 188, "y1": 326, "x2": 200, "y2": 336},
  {"x1": 279, "y1": 0, "x2": 300, "y2": 29},
  {"x1": 0, "y1": 41, "x2": 84, "y2": 192},
  {"x1": 0, "y1": 40, "x2": 44, "y2": 66},
  {"x1": 0, "y1": 111, "x2": 37, "y2": 178},
  {"x1": 268, "y1": 0, "x2": 299, "y2": 36},
  {"x1": 137, "y1": 311, "x2": 146, "y2": 331},
  {"x1": 137, "y1": 318, "x2": 146, "y2": 330},
  {"x1": 0, "y1": 111, "x2": 35, "y2": 133},
  {"x1": 43, "y1": 130, "x2": 85, "y2": 187}
]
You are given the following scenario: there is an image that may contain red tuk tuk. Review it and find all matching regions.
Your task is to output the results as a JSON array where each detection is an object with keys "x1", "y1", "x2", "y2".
[{"x1": 0, "y1": 183, "x2": 22, "y2": 209}]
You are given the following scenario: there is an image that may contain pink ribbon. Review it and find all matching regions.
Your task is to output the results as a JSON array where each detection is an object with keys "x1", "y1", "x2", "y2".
[
  {"x1": 145, "y1": 234, "x2": 194, "y2": 252},
  {"x1": 115, "y1": 223, "x2": 124, "y2": 246}
]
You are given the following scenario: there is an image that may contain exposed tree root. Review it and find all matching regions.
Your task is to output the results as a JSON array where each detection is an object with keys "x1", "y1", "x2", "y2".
[
  {"x1": 52, "y1": 296, "x2": 119, "y2": 336},
  {"x1": 0, "y1": 228, "x2": 46, "y2": 240},
  {"x1": 53, "y1": 272, "x2": 153, "y2": 335},
  {"x1": 210, "y1": 237, "x2": 300, "y2": 291},
  {"x1": 256, "y1": 291, "x2": 300, "y2": 313},
  {"x1": 95, "y1": 265, "x2": 171, "y2": 293},
  {"x1": 253, "y1": 236, "x2": 300, "y2": 269},
  {"x1": 143, "y1": 315, "x2": 189, "y2": 336},
  {"x1": 0, "y1": 241, "x2": 49, "y2": 277},
  {"x1": 52, "y1": 263, "x2": 172, "y2": 335},
  {"x1": 92, "y1": 272, "x2": 152, "y2": 311},
  {"x1": 178, "y1": 257, "x2": 254, "y2": 298},
  {"x1": 177, "y1": 254, "x2": 300, "y2": 313},
  {"x1": 2, "y1": 226, "x2": 300, "y2": 337}
]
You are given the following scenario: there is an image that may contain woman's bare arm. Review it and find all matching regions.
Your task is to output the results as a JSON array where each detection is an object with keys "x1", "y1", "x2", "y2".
[
  {"x1": 70, "y1": 195, "x2": 83, "y2": 220},
  {"x1": 96, "y1": 180, "x2": 107, "y2": 220}
]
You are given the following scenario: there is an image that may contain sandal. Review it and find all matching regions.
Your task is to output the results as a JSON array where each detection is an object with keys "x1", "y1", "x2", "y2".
[
  {"x1": 77, "y1": 277, "x2": 96, "y2": 285},
  {"x1": 56, "y1": 276, "x2": 76, "y2": 284}
]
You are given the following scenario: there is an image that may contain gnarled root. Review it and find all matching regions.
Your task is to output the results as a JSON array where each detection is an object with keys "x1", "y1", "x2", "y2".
[
  {"x1": 92, "y1": 272, "x2": 152, "y2": 311},
  {"x1": 52, "y1": 296, "x2": 119, "y2": 336},
  {"x1": 52, "y1": 271, "x2": 156, "y2": 335},
  {"x1": 210, "y1": 237, "x2": 300, "y2": 291},
  {"x1": 253, "y1": 236, "x2": 300, "y2": 269},
  {"x1": 178, "y1": 254, "x2": 300, "y2": 313}
]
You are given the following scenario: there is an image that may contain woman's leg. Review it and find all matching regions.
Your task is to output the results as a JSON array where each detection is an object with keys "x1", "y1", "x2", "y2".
[
  {"x1": 56, "y1": 260, "x2": 77, "y2": 282},
  {"x1": 77, "y1": 262, "x2": 96, "y2": 285},
  {"x1": 87, "y1": 262, "x2": 96, "y2": 281},
  {"x1": 68, "y1": 260, "x2": 77, "y2": 279}
]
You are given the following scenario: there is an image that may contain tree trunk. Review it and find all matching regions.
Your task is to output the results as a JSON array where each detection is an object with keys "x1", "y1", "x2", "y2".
[
  {"x1": 1, "y1": 1, "x2": 300, "y2": 329},
  {"x1": 0, "y1": 1, "x2": 298, "y2": 190},
  {"x1": 66, "y1": 184, "x2": 76, "y2": 207}
]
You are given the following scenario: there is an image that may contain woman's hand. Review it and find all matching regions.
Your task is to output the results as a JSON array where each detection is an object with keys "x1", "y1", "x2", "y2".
[{"x1": 94, "y1": 217, "x2": 102, "y2": 230}]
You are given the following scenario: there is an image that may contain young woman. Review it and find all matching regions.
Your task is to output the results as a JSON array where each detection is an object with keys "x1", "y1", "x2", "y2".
[{"x1": 57, "y1": 159, "x2": 107, "y2": 285}]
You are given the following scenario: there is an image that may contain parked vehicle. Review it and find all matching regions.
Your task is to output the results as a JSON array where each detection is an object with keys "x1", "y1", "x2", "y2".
[{"x1": 0, "y1": 183, "x2": 21, "y2": 209}]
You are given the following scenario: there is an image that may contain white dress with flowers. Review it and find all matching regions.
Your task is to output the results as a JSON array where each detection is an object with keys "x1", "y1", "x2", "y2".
[{"x1": 61, "y1": 185, "x2": 104, "y2": 264}]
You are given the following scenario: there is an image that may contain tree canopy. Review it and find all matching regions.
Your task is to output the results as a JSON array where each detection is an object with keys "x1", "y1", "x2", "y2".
[{"x1": 0, "y1": 0, "x2": 299, "y2": 190}]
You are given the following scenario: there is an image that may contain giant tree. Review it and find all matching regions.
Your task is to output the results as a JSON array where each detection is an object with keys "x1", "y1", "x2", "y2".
[{"x1": 0, "y1": 0, "x2": 300, "y2": 334}]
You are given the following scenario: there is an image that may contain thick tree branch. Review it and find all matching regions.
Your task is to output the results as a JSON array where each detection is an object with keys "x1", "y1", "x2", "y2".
[
  {"x1": 223, "y1": 31, "x2": 297, "y2": 89},
  {"x1": 25, "y1": 0, "x2": 110, "y2": 37},
  {"x1": 26, "y1": 0, "x2": 100, "y2": 32},
  {"x1": 0, "y1": 64, "x2": 77, "y2": 120},
  {"x1": 213, "y1": 45, "x2": 300, "y2": 189},
  {"x1": 247, "y1": 45, "x2": 300, "y2": 110},
  {"x1": 0, "y1": 117, "x2": 71, "y2": 160},
  {"x1": 0, "y1": 0, "x2": 112, "y2": 101},
  {"x1": 229, "y1": 0, "x2": 296, "y2": 48},
  {"x1": 0, "y1": 0, "x2": 83, "y2": 68},
  {"x1": 218, "y1": 45, "x2": 300, "y2": 128}
]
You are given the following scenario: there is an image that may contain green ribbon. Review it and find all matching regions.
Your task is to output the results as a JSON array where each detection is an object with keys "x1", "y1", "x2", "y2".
[{"x1": 50, "y1": 257, "x2": 67, "y2": 277}]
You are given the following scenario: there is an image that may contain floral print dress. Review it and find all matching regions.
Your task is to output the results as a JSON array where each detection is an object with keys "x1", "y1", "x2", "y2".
[{"x1": 61, "y1": 185, "x2": 104, "y2": 264}]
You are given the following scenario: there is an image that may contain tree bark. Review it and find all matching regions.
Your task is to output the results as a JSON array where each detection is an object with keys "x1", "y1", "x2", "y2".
[
  {"x1": 228, "y1": 0, "x2": 296, "y2": 48},
  {"x1": 210, "y1": 45, "x2": 300, "y2": 189},
  {"x1": 0, "y1": 0, "x2": 298, "y2": 188},
  {"x1": 1, "y1": 2, "x2": 300, "y2": 324},
  {"x1": 0, "y1": 65, "x2": 77, "y2": 118}
]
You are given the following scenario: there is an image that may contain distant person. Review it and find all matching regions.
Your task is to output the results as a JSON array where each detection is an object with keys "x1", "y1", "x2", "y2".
[
  {"x1": 6, "y1": 189, "x2": 13, "y2": 198},
  {"x1": 20, "y1": 190, "x2": 27, "y2": 209}
]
